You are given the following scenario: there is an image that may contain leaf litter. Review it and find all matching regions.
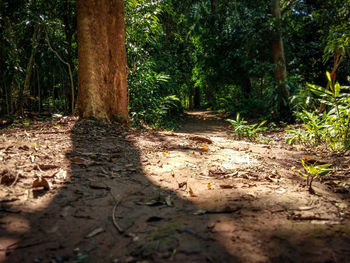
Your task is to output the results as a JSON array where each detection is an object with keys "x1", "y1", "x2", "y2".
[{"x1": 0, "y1": 112, "x2": 349, "y2": 263}]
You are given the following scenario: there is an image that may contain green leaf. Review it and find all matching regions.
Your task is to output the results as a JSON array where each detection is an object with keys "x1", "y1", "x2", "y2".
[
  {"x1": 334, "y1": 82, "x2": 340, "y2": 97},
  {"x1": 326, "y1": 71, "x2": 332, "y2": 82}
]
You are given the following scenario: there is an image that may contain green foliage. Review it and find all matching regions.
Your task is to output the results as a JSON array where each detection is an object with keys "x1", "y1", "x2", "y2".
[
  {"x1": 227, "y1": 113, "x2": 267, "y2": 141},
  {"x1": 287, "y1": 72, "x2": 350, "y2": 150},
  {"x1": 293, "y1": 160, "x2": 332, "y2": 192}
]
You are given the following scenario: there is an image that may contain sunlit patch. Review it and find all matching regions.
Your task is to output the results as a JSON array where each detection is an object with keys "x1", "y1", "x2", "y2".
[
  {"x1": 1, "y1": 215, "x2": 31, "y2": 234},
  {"x1": 0, "y1": 237, "x2": 19, "y2": 260}
]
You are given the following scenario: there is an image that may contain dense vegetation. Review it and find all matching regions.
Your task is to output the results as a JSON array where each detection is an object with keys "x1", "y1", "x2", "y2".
[{"x1": 1, "y1": 0, "x2": 350, "y2": 147}]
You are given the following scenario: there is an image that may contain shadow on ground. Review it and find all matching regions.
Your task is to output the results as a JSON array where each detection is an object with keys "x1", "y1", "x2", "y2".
[{"x1": 1, "y1": 113, "x2": 350, "y2": 262}]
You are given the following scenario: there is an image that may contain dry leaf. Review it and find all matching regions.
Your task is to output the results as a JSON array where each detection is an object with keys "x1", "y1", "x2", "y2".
[
  {"x1": 165, "y1": 195, "x2": 173, "y2": 206},
  {"x1": 207, "y1": 183, "x2": 211, "y2": 189},
  {"x1": 275, "y1": 188, "x2": 286, "y2": 194},
  {"x1": 38, "y1": 164, "x2": 59, "y2": 171},
  {"x1": 0, "y1": 169, "x2": 16, "y2": 186},
  {"x1": 219, "y1": 184, "x2": 234, "y2": 189},
  {"x1": 189, "y1": 136, "x2": 213, "y2": 144},
  {"x1": 55, "y1": 169, "x2": 67, "y2": 180},
  {"x1": 189, "y1": 187, "x2": 196, "y2": 197},
  {"x1": 202, "y1": 146, "x2": 208, "y2": 151},
  {"x1": 33, "y1": 177, "x2": 50, "y2": 190},
  {"x1": 69, "y1": 157, "x2": 85, "y2": 163},
  {"x1": 178, "y1": 182, "x2": 187, "y2": 189},
  {"x1": 304, "y1": 155, "x2": 310, "y2": 161}
]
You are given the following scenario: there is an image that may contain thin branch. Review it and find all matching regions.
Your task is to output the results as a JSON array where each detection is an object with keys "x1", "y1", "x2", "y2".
[{"x1": 45, "y1": 30, "x2": 75, "y2": 114}]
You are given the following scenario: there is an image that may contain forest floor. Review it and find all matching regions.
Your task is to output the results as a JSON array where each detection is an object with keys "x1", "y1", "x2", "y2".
[{"x1": 0, "y1": 111, "x2": 350, "y2": 263}]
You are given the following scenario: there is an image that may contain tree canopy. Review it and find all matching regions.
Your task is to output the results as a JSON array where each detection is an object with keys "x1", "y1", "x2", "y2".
[{"x1": 1, "y1": 0, "x2": 349, "y2": 126}]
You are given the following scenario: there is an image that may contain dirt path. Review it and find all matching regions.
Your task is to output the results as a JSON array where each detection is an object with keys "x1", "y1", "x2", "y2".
[{"x1": 1, "y1": 111, "x2": 349, "y2": 263}]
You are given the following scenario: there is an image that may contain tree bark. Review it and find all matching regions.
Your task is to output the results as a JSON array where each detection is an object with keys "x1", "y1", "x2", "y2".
[
  {"x1": 76, "y1": 0, "x2": 129, "y2": 122},
  {"x1": 271, "y1": 0, "x2": 290, "y2": 115}
]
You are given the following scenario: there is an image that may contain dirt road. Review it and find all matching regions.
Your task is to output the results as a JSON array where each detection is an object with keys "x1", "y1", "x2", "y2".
[{"x1": 1, "y1": 111, "x2": 349, "y2": 262}]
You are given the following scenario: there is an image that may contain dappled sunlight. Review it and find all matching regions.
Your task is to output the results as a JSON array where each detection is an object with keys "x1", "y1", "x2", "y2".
[
  {"x1": 0, "y1": 215, "x2": 30, "y2": 235},
  {"x1": 1, "y1": 112, "x2": 350, "y2": 262},
  {"x1": 0, "y1": 237, "x2": 19, "y2": 262}
]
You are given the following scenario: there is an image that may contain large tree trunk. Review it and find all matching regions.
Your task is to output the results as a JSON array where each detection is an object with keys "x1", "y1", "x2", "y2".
[
  {"x1": 76, "y1": 0, "x2": 129, "y2": 122},
  {"x1": 271, "y1": 0, "x2": 290, "y2": 117}
]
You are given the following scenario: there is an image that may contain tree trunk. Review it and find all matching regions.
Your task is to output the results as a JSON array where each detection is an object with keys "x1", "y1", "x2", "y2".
[
  {"x1": 17, "y1": 25, "x2": 40, "y2": 115},
  {"x1": 271, "y1": 0, "x2": 290, "y2": 116},
  {"x1": 194, "y1": 86, "x2": 201, "y2": 109},
  {"x1": 76, "y1": 0, "x2": 129, "y2": 122},
  {"x1": 241, "y1": 70, "x2": 252, "y2": 98}
]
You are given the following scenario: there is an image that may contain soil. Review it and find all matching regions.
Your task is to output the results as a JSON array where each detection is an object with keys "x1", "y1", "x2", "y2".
[{"x1": 0, "y1": 111, "x2": 350, "y2": 263}]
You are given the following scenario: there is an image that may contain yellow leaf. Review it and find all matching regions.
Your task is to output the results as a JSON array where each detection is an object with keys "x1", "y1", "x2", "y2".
[
  {"x1": 207, "y1": 183, "x2": 211, "y2": 189},
  {"x1": 203, "y1": 118, "x2": 207, "y2": 120},
  {"x1": 162, "y1": 151, "x2": 168, "y2": 156},
  {"x1": 202, "y1": 146, "x2": 208, "y2": 151},
  {"x1": 2, "y1": 120, "x2": 7, "y2": 124},
  {"x1": 304, "y1": 155, "x2": 310, "y2": 161},
  {"x1": 189, "y1": 187, "x2": 195, "y2": 197}
]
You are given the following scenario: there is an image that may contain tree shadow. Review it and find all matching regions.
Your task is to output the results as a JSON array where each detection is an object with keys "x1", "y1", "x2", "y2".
[{"x1": 1, "y1": 118, "x2": 350, "y2": 262}]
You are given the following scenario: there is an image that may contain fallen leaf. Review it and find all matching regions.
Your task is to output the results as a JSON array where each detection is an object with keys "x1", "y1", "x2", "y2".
[
  {"x1": 69, "y1": 157, "x2": 85, "y2": 163},
  {"x1": 189, "y1": 187, "x2": 196, "y2": 197},
  {"x1": 178, "y1": 182, "x2": 187, "y2": 189},
  {"x1": 207, "y1": 183, "x2": 211, "y2": 189},
  {"x1": 0, "y1": 169, "x2": 17, "y2": 186},
  {"x1": 85, "y1": 227, "x2": 104, "y2": 238},
  {"x1": 33, "y1": 177, "x2": 50, "y2": 190},
  {"x1": 38, "y1": 164, "x2": 59, "y2": 171},
  {"x1": 219, "y1": 184, "x2": 234, "y2": 189},
  {"x1": 165, "y1": 195, "x2": 173, "y2": 206},
  {"x1": 189, "y1": 136, "x2": 213, "y2": 144},
  {"x1": 275, "y1": 188, "x2": 286, "y2": 194},
  {"x1": 304, "y1": 155, "x2": 310, "y2": 161},
  {"x1": 202, "y1": 146, "x2": 208, "y2": 151},
  {"x1": 55, "y1": 169, "x2": 67, "y2": 180}
]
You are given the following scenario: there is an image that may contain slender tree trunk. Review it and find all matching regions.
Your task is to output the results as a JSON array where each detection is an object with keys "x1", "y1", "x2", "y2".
[
  {"x1": 17, "y1": 25, "x2": 40, "y2": 115},
  {"x1": 36, "y1": 65, "x2": 41, "y2": 112},
  {"x1": 63, "y1": 0, "x2": 75, "y2": 114},
  {"x1": 241, "y1": 70, "x2": 252, "y2": 98},
  {"x1": 76, "y1": 0, "x2": 129, "y2": 122},
  {"x1": 194, "y1": 86, "x2": 201, "y2": 109},
  {"x1": 271, "y1": 0, "x2": 290, "y2": 116}
]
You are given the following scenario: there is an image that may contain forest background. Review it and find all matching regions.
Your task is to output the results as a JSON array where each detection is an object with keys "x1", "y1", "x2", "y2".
[{"x1": 1, "y1": 0, "x2": 350, "y2": 150}]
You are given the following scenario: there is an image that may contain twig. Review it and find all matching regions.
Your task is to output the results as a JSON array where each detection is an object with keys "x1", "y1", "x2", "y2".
[
  {"x1": 112, "y1": 200, "x2": 124, "y2": 234},
  {"x1": 9, "y1": 172, "x2": 19, "y2": 187}
]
